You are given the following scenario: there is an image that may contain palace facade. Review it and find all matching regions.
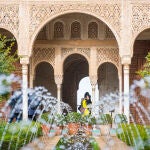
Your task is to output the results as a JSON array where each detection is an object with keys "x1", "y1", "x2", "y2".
[{"x1": 0, "y1": 0, "x2": 150, "y2": 124}]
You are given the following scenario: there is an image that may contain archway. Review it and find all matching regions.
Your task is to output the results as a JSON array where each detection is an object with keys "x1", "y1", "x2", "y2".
[
  {"x1": 29, "y1": 10, "x2": 120, "y2": 55},
  {"x1": 98, "y1": 62, "x2": 119, "y2": 98},
  {"x1": 34, "y1": 62, "x2": 57, "y2": 97},
  {"x1": 0, "y1": 28, "x2": 20, "y2": 91},
  {"x1": 62, "y1": 54, "x2": 89, "y2": 111},
  {"x1": 130, "y1": 28, "x2": 150, "y2": 124}
]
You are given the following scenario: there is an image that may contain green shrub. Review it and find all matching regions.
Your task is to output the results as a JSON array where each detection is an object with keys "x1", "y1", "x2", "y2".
[
  {"x1": 116, "y1": 124, "x2": 150, "y2": 149},
  {"x1": 81, "y1": 115, "x2": 96, "y2": 125},
  {"x1": 114, "y1": 114, "x2": 127, "y2": 124},
  {"x1": 39, "y1": 112, "x2": 54, "y2": 124},
  {"x1": 0, "y1": 121, "x2": 42, "y2": 150},
  {"x1": 66, "y1": 112, "x2": 81, "y2": 123},
  {"x1": 96, "y1": 114, "x2": 112, "y2": 125}
]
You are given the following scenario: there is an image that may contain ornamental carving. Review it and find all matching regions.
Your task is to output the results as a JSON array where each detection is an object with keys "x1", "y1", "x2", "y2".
[
  {"x1": 32, "y1": 47, "x2": 55, "y2": 68},
  {"x1": 132, "y1": 4, "x2": 150, "y2": 37},
  {"x1": 77, "y1": 48, "x2": 90, "y2": 58},
  {"x1": 61, "y1": 48, "x2": 74, "y2": 58},
  {"x1": 97, "y1": 47, "x2": 119, "y2": 69},
  {"x1": 61, "y1": 47, "x2": 90, "y2": 59},
  {"x1": 0, "y1": 5, "x2": 19, "y2": 38},
  {"x1": 29, "y1": 3, "x2": 121, "y2": 38}
]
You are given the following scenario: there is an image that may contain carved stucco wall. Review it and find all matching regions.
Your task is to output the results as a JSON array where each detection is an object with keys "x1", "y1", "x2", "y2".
[
  {"x1": 61, "y1": 47, "x2": 90, "y2": 65},
  {"x1": 0, "y1": 1, "x2": 150, "y2": 59},
  {"x1": 28, "y1": 1, "x2": 121, "y2": 53},
  {"x1": 97, "y1": 47, "x2": 121, "y2": 76},
  {"x1": 131, "y1": 2, "x2": 150, "y2": 53},
  {"x1": 31, "y1": 47, "x2": 55, "y2": 77},
  {"x1": 0, "y1": 4, "x2": 19, "y2": 40}
]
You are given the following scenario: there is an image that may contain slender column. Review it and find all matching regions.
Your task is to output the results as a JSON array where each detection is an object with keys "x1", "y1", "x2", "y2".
[
  {"x1": 90, "y1": 75, "x2": 97, "y2": 116},
  {"x1": 91, "y1": 84, "x2": 96, "y2": 104},
  {"x1": 20, "y1": 57, "x2": 29, "y2": 121},
  {"x1": 123, "y1": 64, "x2": 130, "y2": 123},
  {"x1": 55, "y1": 75, "x2": 63, "y2": 114},
  {"x1": 119, "y1": 75, "x2": 123, "y2": 113}
]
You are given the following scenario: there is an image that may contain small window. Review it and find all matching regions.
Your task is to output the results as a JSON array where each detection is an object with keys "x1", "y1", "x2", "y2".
[
  {"x1": 71, "y1": 21, "x2": 81, "y2": 39},
  {"x1": 88, "y1": 22, "x2": 98, "y2": 39},
  {"x1": 54, "y1": 21, "x2": 64, "y2": 38}
]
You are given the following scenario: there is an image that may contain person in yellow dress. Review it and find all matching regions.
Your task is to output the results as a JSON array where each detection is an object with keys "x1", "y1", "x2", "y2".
[{"x1": 81, "y1": 92, "x2": 92, "y2": 116}]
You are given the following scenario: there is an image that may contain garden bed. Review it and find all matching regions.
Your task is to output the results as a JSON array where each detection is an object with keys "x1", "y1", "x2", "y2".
[
  {"x1": 0, "y1": 121, "x2": 42, "y2": 150},
  {"x1": 116, "y1": 124, "x2": 150, "y2": 150}
]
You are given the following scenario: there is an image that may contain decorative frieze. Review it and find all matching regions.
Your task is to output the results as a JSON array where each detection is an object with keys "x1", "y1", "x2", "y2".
[
  {"x1": 61, "y1": 48, "x2": 74, "y2": 58},
  {"x1": 29, "y1": 2, "x2": 121, "y2": 38},
  {"x1": 97, "y1": 47, "x2": 119, "y2": 68},
  {"x1": 132, "y1": 4, "x2": 150, "y2": 37},
  {"x1": 77, "y1": 48, "x2": 90, "y2": 58},
  {"x1": 0, "y1": 5, "x2": 19, "y2": 38},
  {"x1": 32, "y1": 47, "x2": 55, "y2": 68}
]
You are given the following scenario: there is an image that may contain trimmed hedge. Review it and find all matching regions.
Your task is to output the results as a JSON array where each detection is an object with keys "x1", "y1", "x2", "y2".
[
  {"x1": 0, "y1": 121, "x2": 42, "y2": 150},
  {"x1": 116, "y1": 124, "x2": 150, "y2": 150}
]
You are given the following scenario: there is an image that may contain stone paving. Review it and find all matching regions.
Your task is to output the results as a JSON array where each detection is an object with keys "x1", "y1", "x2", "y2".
[{"x1": 21, "y1": 135, "x2": 132, "y2": 150}]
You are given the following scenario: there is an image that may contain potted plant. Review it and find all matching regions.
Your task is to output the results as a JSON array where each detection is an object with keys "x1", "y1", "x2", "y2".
[
  {"x1": 54, "y1": 114, "x2": 67, "y2": 135},
  {"x1": 114, "y1": 114, "x2": 127, "y2": 124},
  {"x1": 96, "y1": 114, "x2": 112, "y2": 136},
  {"x1": 81, "y1": 115, "x2": 96, "y2": 136},
  {"x1": 39, "y1": 112, "x2": 54, "y2": 135},
  {"x1": 66, "y1": 112, "x2": 81, "y2": 135}
]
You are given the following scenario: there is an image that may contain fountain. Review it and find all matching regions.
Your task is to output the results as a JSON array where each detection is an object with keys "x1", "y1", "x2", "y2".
[{"x1": 0, "y1": 73, "x2": 150, "y2": 150}]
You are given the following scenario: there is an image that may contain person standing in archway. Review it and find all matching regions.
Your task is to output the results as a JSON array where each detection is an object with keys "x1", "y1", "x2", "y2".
[{"x1": 80, "y1": 92, "x2": 92, "y2": 116}]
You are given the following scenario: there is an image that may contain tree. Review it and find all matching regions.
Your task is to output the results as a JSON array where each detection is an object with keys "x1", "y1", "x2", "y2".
[
  {"x1": 137, "y1": 52, "x2": 150, "y2": 77},
  {"x1": 0, "y1": 34, "x2": 18, "y2": 74},
  {"x1": 0, "y1": 34, "x2": 19, "y2": 101}
]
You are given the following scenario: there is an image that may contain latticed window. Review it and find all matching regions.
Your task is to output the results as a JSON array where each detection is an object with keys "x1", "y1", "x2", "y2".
[
  {"x1": 88, "y1": 22, "x2": 98, "y2": 39},
  {"x1": 54, "y1": 21, "x2": 64, "y2": 38},
  {"x1": 105, "y1": 26, "x2": 115, "y2": 39},
  {"x1": 71, "y1": 21, "x2": 81, "y2": 39}
]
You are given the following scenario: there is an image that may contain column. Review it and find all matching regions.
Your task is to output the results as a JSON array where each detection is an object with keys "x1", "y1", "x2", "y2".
[
  {"x1": 20, "y1": 56, "x2": 29, "y2": 121},
  {"x1": 119, "y1": 75, "x2": 123, "y2": 114},
  {"x1": 55, "y1": 75, "x2": 63, "y2": 114},
  {"x1": 123, "y1": 64, "x2": 130, "y2": 123},
  {"x1": 90, "y1": 75, "x2": 97, "y2": 116}
]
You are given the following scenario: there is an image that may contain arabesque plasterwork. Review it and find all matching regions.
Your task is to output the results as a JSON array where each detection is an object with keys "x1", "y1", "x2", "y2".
[
  {"x1": 0, "y1": 4, "x2": 19, "y2": 39},
  {"x1": 97, "y1": 47, "x2": 120, "y2": 70},
  {"x1": 132, "y1": 4, "x2": 150, "y2": 39},
  {"x1": 32, "y1": 47, "x2": 55, "y2": 70},
  {"x1": 29, "y1": 2, "x2": 121, "y2": 40}
]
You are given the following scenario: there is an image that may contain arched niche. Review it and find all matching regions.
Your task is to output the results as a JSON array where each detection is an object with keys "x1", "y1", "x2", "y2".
[
  {"x1": 34, "y1": 61, "x2": 57, "y2": 97},
  {"x1": 98, "y1": 62, "x2": 119, "y2": 97},
  {"x1": 62, "y1": 53, "x2": 89, "y2": 111}
]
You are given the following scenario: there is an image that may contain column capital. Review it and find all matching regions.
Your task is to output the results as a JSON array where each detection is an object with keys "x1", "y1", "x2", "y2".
[
  {"x1": 20, "y1": 56, "x2": 30, "y2": 65},
  {"x1": 55, "y1": 74, "x2": 63, "y2": 85},
  {"x1": 121, "y1": 55, "x2": 131, "y2": 65}
]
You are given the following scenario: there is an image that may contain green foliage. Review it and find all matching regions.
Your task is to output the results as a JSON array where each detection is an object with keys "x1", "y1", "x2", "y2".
[
  {"x1": 0, "y1": 34, "x2": 18, "y2": 74},
  {"x1": 137, "y1": 52, "x2": 150, "y2": 77},
  {"x1": 66, "y1": 112, "x2": 82, "y2": 123},
  {"x1": 116, "y1": 124, "x2": 150, "y2": 149},
  {"x1": 114, "y1": 114, "x2": 128, "y2": 124},
  {"x1": 96, "y1": 114, "x2": 113, "y2": 125},
  {"x1": 81, "y1": 115, "x2": 96, "y2": 125},
  {"x1": 54, "y1": 114, "x2": 67, "y2": 126},
  {"x1": 0, "y1": 121, "x2": 42, "y2": 150},
  {"x1": 39, "y1": 112, "x2": 54, "y2": 124}
]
